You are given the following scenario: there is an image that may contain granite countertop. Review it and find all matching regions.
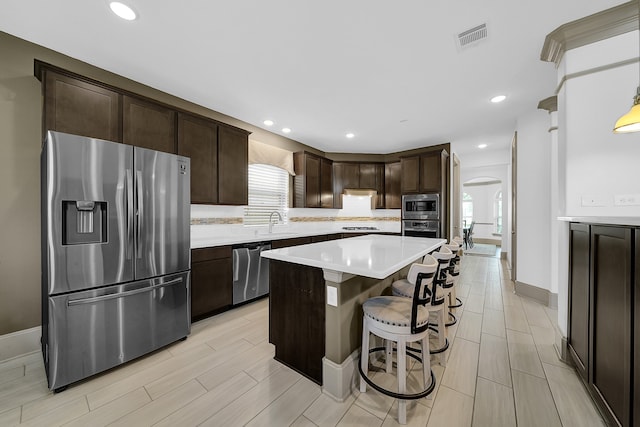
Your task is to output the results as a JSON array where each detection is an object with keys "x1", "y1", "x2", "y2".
[
  {"x1": 190, "y1": 223, "x2": 401, "y2": 249},
  {"x1": 557, "y1": 216, "x2": 640, "y2": 227},
  {"x1": 260, "y1": 234, "x2": 445, "y2": 280}
]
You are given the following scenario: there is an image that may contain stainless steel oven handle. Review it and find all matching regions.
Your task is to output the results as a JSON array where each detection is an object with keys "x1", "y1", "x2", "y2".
[{"x1": 67, "y1": 277, "x2": 183, "y2": 306}]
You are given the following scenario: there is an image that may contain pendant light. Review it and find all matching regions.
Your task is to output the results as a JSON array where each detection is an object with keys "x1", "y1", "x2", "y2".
[{"x1": 613, "y1": 0, "x2": 640, "y2": 133}]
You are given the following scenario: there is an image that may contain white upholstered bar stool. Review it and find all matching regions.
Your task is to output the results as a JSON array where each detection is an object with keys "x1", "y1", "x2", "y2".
[
  {"x1": 359, "y1": 260, "x2": 438, "y2": 425},
  {"x1": 431, "y1": 246, "x2": 458, "y2": 327},
  {"x1": 391, "y1": 254, "x2": 448, "y2": 366},
  {"x1": 446, "y1": 240, "x2": 464, "y2": 309}
]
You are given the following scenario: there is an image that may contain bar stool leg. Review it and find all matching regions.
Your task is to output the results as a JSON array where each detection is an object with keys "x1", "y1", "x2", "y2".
[
  {"x1": 386, "y1": 339, "x2": 393, "y2": 373},
  {"x1": 421, "y1": 334, "x2": 433, "y2": 400},
  {"x1": 360, "y1": 319, "x2": 370, "y2": 393},
  {"x1": 436, "y1": 308, "x2": 447, "y2": 366},
  {"x1": 397, "y1": 339, "x2": 407, "y2": 425}
]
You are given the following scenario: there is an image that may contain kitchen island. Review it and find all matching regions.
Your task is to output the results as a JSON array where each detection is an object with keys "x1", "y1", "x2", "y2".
[{"x1": 261, "y1": 234, "x2": 444, "y2": 401}]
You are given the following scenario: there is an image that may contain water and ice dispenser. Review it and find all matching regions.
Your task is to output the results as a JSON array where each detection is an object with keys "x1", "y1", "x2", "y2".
[{"x1": 62, "y1": 200, "x2": 107, "y2": 245}]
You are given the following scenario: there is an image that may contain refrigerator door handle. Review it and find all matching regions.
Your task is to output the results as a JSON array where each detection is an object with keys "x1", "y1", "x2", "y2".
[
  {"x1": 136, "y1": 170, "x2": 143, "y2": 259},
  {"x1": 67, "y1": 277, "x2": 184, "y2": 306},
  {"x1": 126, "y1": 169, "x2": 134, "y2": 258}
]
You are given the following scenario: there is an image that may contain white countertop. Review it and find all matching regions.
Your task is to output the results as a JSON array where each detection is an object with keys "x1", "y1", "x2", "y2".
[
  {"x1": 558, "y1": 216, "x2": 640, "y2": 226},
  {"x1": 190, "y1": 223, "x2": 401, "y2": 248},
  {"x1": 260, "y1": 234, "x2": 445, "y2": 280}
]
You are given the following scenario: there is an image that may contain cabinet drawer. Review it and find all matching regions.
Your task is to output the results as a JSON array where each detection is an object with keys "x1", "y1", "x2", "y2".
[
  {"x1": 192, "y1": 246, "x2": 232, "y2": 263},
  {"x1": 271, "y1": 237, "x2": 312, "y2": 249}
]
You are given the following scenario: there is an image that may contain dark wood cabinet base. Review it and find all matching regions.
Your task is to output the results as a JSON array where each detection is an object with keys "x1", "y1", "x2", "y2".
[{"x1": 269, "y1": 259, "x2": 325, "y2": 384}]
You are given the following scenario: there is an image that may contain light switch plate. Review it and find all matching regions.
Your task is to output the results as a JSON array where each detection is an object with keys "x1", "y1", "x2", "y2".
[{"x1": 327, "y1": 286, "x2": 338, "y2": 307}]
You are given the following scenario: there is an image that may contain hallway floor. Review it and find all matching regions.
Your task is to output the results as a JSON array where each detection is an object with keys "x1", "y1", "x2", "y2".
[{"x1": 0, "y1": 252, "x2": 604, "y2": 426}]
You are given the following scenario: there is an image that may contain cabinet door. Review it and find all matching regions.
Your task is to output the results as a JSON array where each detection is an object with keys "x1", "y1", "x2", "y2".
[
  {"x1": 568, "y1": 222, "x2": 590, "y2": 380},
  {"x1": 419, "y1": 151, "x2": 441, "y2": 193},
  {"x1": 635, "y1": 230, "x2": 640, "y2": 427},
  {"x1": 385, "y1": 162, "x2": 401, "y2": 209},
  {"x1": 591, "y1": 225, "x2": 632, "y2": 427},
  {"x1": 218, "y1": 126, "x2": 248, "y2": 205},
  {"x1": 320, "y1": 158, "x2": 334, "y2": 208},
  {"x1": 44, "y1": 70, "x2": 121, "y2": 142},
  {"x1": 400, "y1": 156, "x2": 419, "y2": 194},
  {"x1": 333, "y1": 163, "x2": 359, "y2": 208},
  {"x1": 123, "y1": 95, "x2": 176, "y2": 153},
  {"x1": 359, "y1": 163, "x2": 377, "y2": 189},
  {"x1": 305, "y1": 154, "x2": 321, "y2": 208},
  {"x1": 271, "y1": 237, "x2": 312, "y2": 249},
  {"x1": 375, "y1": 164, "x2": 385, "y2": 208},
  {"x1": 191, "y1": 247, "x2": 233, "y2": 321},
  {"x1": 269, "y1": 259, "x2": 325, "y2": 384},
  {"x1": 177, "y1": 113, "x2": 218, "y2": 204}
]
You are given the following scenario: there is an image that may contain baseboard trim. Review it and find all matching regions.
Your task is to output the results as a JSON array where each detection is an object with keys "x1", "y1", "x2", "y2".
[
  {"x1": 322, "y1": 349, "x2": 360, "y2": 402},
  {"x1": 514, "y1": 281, "x2": 557, "y2": 307},
  {"x1": 554, "y1": 336, "x2": 572, "y2": 365},
  {"x1": 474, "y1": 238, "x2": 501, "y2": 245},
  {"x1": 0, "y1": 326, "x2": 41, "y2": 362}
]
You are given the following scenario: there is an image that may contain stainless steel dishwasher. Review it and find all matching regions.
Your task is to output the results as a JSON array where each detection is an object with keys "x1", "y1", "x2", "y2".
[{"x1": 232, "y1": 242, "x2": 271, "y2": 305}]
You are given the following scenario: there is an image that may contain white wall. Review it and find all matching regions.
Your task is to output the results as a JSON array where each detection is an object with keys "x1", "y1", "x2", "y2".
[
  {"x1": 563, "y1": 31, "x2": 640, "y2": 217},
  {"x1": 515, "y1": 109, "x2": 552, "y2": 291},
  {"x1": 553, "y1": 30, "x2": 640, "y2": 338}
]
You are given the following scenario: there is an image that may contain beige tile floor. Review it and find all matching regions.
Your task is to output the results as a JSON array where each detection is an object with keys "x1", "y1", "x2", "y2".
[{"x1": 0, "y1": 252, "x2": 606, "y2": 426}]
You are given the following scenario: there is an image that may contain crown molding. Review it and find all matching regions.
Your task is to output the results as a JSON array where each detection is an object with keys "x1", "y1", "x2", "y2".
[
  {"x1": 537, "y1": 96, "x2": 558, "y2": 113},
  {"x1": 541, "y1": 1, "x2": 638, "y2": 65}
]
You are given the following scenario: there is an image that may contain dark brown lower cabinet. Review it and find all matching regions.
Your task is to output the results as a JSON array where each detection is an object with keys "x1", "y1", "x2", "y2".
[
  {"x1": 190, "y1": 246, "x2": 232, "y2": 322},
  {"x1": 269, "y1": 259, "x2": 325, "y2": 384},
  {"x1": 568, "y1": 223, "x2": 590, "y2": 380},
  {"x1": 271, "y1": 237, "x2": 312, "y2": 249},
  {"x1": 569, "y1": 223, "x2": 635, "y2": 426},
  {"x1": 635, "y1": 231, "x2": 640, "y2": 427},
  {"x1": 590, "y1": 225, "x2": 632, "y2": 427}
]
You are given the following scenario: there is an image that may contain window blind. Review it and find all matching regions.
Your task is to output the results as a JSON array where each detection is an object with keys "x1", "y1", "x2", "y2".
[{"x1": 244, "y1": 164, "x2": 289, "y2": 225}]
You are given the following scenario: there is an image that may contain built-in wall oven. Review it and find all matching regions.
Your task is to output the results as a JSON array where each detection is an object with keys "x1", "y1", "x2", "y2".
[
  {"x1": 403, "y1": 219, "x2": 440, "y2": 238},
  {"x1": 401, "y1": 194, "x2": 440, "y2": 238}
]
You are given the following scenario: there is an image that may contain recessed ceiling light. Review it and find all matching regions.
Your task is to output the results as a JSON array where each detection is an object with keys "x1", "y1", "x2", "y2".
[
  {"x1": 346, "y1": 133, "x2": 355, "y2": 139},
  {"x1": 490, "y1": 95, "x2": 506, "y2": 103},
  {"x1": 478, "y1": 144, "x2": 488, "y2": 149},
  {"x1": 109, "y1": 2, "x2": 137, "y2": 20},
  {"x1": 263, "y1": 120, "x2": 274, "y2": 126},
  {"x1": 282, "y1": 128, "x2": 291, "y2": 134}
]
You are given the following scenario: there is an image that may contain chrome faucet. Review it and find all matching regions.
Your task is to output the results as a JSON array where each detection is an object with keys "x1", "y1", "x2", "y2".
[{"x1": 268, "y1": 211, "x2": 283, "y2": 234}]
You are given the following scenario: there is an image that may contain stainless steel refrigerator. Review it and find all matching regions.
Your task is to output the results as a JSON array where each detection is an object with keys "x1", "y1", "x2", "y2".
[{"x1": 41, "y1": 131, "x2": 191, "y2": 392}]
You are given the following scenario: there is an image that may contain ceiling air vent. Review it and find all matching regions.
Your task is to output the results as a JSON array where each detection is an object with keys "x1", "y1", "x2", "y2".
[{"x1": 456, "y1": 23, "x2": 488, "y2": 49}]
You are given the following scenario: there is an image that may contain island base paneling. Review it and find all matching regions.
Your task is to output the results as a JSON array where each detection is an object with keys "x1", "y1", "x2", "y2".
[{"x1": 269, "y1": 260, "x2": 325, "y2": 384}]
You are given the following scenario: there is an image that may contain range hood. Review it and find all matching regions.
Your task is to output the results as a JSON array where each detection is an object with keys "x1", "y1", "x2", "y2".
[{"x1": 342, "y1": 188, "x2": 377, "y2": 210}]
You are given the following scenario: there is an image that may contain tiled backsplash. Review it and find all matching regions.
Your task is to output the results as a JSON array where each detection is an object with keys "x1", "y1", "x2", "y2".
[{"x1": 190, "y1": 205, "x2": 400, "y2": 226}]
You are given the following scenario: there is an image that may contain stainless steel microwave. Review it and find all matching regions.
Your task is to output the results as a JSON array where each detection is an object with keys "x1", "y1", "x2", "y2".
[{"x1": 402, "y1": 193, "x2": 439, "y2": 220}]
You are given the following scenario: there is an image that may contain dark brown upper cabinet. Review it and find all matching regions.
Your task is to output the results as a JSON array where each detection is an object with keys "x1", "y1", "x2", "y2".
[
  {"x1": 400, "y1": 156, "x2": 420, "y2": 194},
  {"x1": 320, "y1": 157, "x2": 334, "y2": 208},
  {"x1": 332, "y1": 162, "x2": 360, "y2": 209},
  {"x1": 43, "y1": 69, "x2": 121, "y2": 142},
  {"x1": 401, "y1": 149, "x2": 447, "y2": 194},
  {"x1": 178, "y1": 113, "x2": 218, "y2": 204},
  {"x1": 333, "y1": 162, "x2": 385, "y2": 208},
  {"x1": 294, "y1": 152, "x2": 333, "y2": 208},
  {"x1": 123, "y1": 95, "x2": 176, "y2": 154},
  {"x1": 218, "y1": 126, "x2": 248, "y2": 205},
  {"x1": 359, "y1": 163, "x2": 385, "y2": 208},
  {"x1": 385, "y1": 161, "x2": 401, "y2": 209}
]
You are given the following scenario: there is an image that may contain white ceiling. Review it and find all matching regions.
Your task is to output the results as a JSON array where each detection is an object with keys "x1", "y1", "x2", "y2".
[{"x1": 0, "y1": 0, "x2": 628, "y2": 159}]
